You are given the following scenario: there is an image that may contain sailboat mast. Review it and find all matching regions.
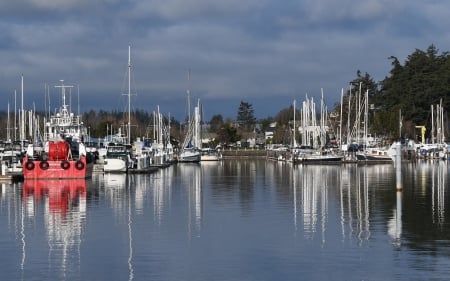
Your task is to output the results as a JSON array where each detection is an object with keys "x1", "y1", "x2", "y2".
[
  {"x1": 14, "y1": 90, "x2": 17, "y2": 141},
  {"x1": 21, "y1": 74, "x2": 24, "y2": 151},
  {"x1": 293, "y1": 99, "x2": 296, "y2": 148},
  {"x1": 128, "y1": 44, "x2": 131, "y2": 144},
  {"x1": 187, "y1": 69, "x2": 191, "y2": 125},
  {"x1": 339, "y1": 88, "x2": 343, "y2": 149},
  {"x1": 7, "y1": 102, "x2": 10, "y2": 141}
]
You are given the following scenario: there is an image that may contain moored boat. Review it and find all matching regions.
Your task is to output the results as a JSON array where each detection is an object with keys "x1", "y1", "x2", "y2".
[
  {"x1": 21, "y1": 80, "x2": 94, "y2": 179},
  {"x1": 103, "y1": 143, "x2": 130, "y2": 173},
  {"x1": 200, "y1": 147, "x2": 222, "y2": 161},
  {"x1": 22, "y1": 139, "x2": 93, "y2": 179},
  {"x1": 178, "y1": 147, "x2": 201, "y2": 163}
]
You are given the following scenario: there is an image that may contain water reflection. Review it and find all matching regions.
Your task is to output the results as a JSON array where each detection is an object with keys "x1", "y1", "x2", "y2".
[
  {"x1": 271, "y1": 163, "x2": 398, "y2": 244},
  {"x1": 430, "y1": 161, "x2": 447, "y2": 227},
  {"x1": 101, "y1": 173, "x2": 134, "y2": 281},
  {"x1": 22, "y1": 180, "x2": 86, "y2": 278},
  {"x1": 149, "y1": 167, "x2": 173, "y2": 224},
  {"x1": 1, "y1": 160, "x2": 450, "y2": 280},
  {"x1": 388, "y1": 191, "x2": 402, "y2": 246},
  {"x1": 179, "y1": 163, "x2": 203, "y2": 238}
]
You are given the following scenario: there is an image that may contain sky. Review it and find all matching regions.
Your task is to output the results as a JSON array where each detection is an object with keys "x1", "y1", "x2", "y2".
[{"x1": 1, "y1": 0, "x2": 449, "y2": 122}]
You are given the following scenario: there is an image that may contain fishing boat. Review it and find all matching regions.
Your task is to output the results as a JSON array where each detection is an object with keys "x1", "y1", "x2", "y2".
[{"x1": 21, "y1": 80, "x2": 94, "y2": 179}]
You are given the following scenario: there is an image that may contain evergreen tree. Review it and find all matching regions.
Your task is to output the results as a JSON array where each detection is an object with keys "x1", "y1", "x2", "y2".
[
  {"x1": 209, "y1": 114, "x2": 224, "y2": 133},
  {"x1": 236, "y1": 100, "x2": 256, "y2": 131}
]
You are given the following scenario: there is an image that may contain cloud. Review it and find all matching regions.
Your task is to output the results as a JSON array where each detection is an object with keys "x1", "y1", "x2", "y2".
[
  {"x1": 1, "y1": 0, "x2": 449, "y2": 120},
  {"x1": 127, "y1": 0, "x2": 267, "y2": 20}
]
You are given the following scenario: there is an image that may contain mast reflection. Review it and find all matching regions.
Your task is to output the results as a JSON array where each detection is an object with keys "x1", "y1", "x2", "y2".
[
  {"x1": 294, "y1": 165, "x2": 335, "y2": 242},
  {"x1": 151, "y1": 167, "x2": 173, "y2": 224},
  {"x1": 22, "y1": 179, "x2": 86, "y2": 275},
  {"x1": 102, "y1": 173, "x2": 134, "y2": 281},
  {"x1": 339, "y1": 165, "x2": 375, "y2": 244},
  {"x1": 179, "y1": 163, "x2": 202, "y2": 238},
  {"x1": 431, "y1": 161, "x2": 447, "y2": 226}
]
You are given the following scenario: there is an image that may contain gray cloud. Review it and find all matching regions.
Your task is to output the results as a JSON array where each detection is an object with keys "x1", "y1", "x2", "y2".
[{"x1": 1, "y1": 0, "x2": 449, "y2": 121}]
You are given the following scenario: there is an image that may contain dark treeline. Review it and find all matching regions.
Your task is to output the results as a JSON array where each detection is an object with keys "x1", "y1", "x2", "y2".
[
  {"x1": 0, "y1": 44, "x2": 449, "y2": 144},
  {"x1": 272, "y1": 44, "x2": 450, "y2": 143},
  {"x1": 344, "y1": 44, "x2": 450, "y2": 141}
]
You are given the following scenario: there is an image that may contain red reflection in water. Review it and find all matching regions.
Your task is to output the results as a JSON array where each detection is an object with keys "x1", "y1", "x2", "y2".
[{"x1": 22, "y1": 180, "x2": 86, "y2": 215}]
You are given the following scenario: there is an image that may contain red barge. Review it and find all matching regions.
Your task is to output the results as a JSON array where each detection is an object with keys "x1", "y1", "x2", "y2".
[
  {"x1": 21, "y1": 80, "x2": 94, "y2": 179},
  {"x1": 22, "y1": 140, "x2": 93, "y2": 179}
]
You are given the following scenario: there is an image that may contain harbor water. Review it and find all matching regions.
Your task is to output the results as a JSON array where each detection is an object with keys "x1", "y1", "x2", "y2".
[{"x1": 1, "y1": 159, "x2": 450, "y2": 281}]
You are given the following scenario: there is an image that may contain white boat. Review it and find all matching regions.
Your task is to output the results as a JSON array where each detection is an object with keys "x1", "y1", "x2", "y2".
[
  {"x1": 179, "y1": 147, "x2": 201, "y2": 162},
  {"x1": 294, "y1": 94, "x2": 342, "y2": 164},
  {"x1": 103, "y1": 144, "x2": 130, "y2": 173},
  {"x1": 415, "y1": 99, "x2": 448, "y2": 160},
  {"x1": 200, "y1": 148, "x2": 222, "y2": 161},
  {"x1": 130, "y1": 137, "x2": 156, "y2": 173},
  {"x1": 356, "y1": 145, "x2": 395, "y2": 162},
  {"x1": 0, "y1": 141, "x2": 23, "y2": 175},
  {"x1": 295, "y1": 146, "x2": 343, "y2": 163},
  {"x1": 178, "y1": 72, "x2": 201, "y2": 163},
  {"x1": 148, "y1": 107, "x2": 172, "y2": 168}
]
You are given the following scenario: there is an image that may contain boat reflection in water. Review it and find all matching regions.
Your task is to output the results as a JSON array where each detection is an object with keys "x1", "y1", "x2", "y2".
[
  {"x1": 21, "y1": 179, "x2": 86, "y2": 277},
  {"x1": 147, "y1": 165, "x2": 173, "y2": 223},
  {"x1": 178, "y1": 163, "x2": 203, "y2": 238},
  {"x1": 274, "y1": 162, "x2": 391, "y2": 244}
]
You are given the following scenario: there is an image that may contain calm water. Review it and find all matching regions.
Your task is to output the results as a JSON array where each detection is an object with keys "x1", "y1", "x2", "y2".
[{"x1": 1, "y1": 159, "x2": 450, "y2": 281}]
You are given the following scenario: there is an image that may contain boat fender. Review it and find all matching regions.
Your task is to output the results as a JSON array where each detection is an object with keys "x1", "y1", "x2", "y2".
[
  {"x1": 75, "y1": 160, "x2": 85, "y2": 170},
  {"x1": 61, "y1": 161, "x2": 70, "y2": 170},
  {"x1": 39, "y1": 161, "x2": 49, "y2": 170},
  {"x1": 25, "y1": 161, "x2": 35, "y2": 170}
]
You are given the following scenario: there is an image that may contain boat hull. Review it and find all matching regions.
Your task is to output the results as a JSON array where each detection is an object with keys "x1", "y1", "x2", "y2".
[
  {"x1": 103, "y1": 158, "x2": 128, "y2": 173},
  {"x1": 200, "y1": 149, "x2": 222, "y2": 161},
  {"x1": 357, "y1": 154, "x2": 393, "y2": 161},
  {"x1": 297, "y1": 155, "x2": 343, "y2": 163},
  {"x1": 178, "y1": 150, "x2": 201, "y2": 163},
  {"x1": 22, "y1": 156, "x2": 93, "y2": 179}
]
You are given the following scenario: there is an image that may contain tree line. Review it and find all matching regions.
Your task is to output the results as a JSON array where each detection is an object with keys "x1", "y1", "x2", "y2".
[{"x1": 0, "y1": 44, "x2": 448, "y2": 146}]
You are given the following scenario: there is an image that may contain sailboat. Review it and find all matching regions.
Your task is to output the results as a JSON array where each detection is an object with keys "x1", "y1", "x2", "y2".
[
  {"x1": 416, "y1": 99, "x2": 448, "y2": 159},
  {"x1": 296, "y1": 92, "x2": 343, "y2": 163},
  {"x1": 354, "y1": 89, "x2": 395, "y2": 162},
  {"x1": 103, "y1": 45, "x2": 152, "y2": 173},
  {"x1": 178, "y1": 72, "x2": 201, "y2": 163},
  {"x1": 200, "y1": 105, "x2": 222, "y2": 161}
]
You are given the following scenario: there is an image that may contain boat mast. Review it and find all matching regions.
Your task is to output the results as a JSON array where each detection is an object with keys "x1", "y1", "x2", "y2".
[
  {"x1": 14, "y1": 90, "x2": 17, "y2": 141},
  {"x1": 293, "y1": 99, "x2": 296, "y2": 148},
  {"x1": 21, "y1": 74, "x2": 24, "y2": 152},
  {"x1": 128, "y1": 44, "x2": 131, "y2": 144},
  {"x1": 339, "y1": 88, "x2": 343, "y2": 150},
  {"x1": 187, "y1": 69, "x2": 191, "y2": 127},
  {"x1": 7, "y1": 101, "x2": 10, "y2": 141}
]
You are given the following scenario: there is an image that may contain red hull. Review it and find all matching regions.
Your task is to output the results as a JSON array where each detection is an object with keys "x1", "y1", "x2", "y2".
[{"x1": 22, "y1": 156, "x2": 93, "y2": 179}]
